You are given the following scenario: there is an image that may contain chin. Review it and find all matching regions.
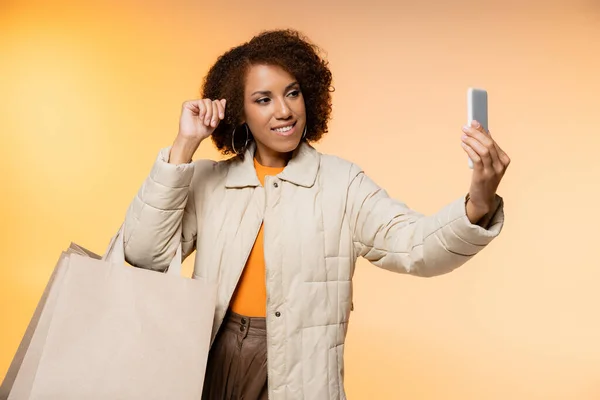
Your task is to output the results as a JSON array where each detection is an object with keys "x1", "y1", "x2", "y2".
[{"x1": 271, "y1": 138, "x2": 302, "y2": 154}]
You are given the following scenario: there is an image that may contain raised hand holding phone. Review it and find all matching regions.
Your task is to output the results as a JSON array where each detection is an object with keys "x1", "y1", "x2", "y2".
[{"x1": 461, "y1": 88, "x2": 511, "y2": 224}]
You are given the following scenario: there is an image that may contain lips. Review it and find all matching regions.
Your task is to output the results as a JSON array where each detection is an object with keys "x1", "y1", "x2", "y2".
[{"x1": 271, "y1": 121, "x2": 297, "y2": 137}]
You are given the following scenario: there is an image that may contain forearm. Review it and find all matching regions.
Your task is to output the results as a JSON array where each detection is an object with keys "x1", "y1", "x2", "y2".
[
  {"x1": 466, "y1": 197, "x2": 488, "y2": 226},
  {"x1": 465, "y1": 193, "x2": 502, "y2": 228},
  {"x1": 124, "y1": 147, "x2": 196, "y2": 270},
  {"x1": 168, "y1": 136, "x2": 203, "y2": 165}
]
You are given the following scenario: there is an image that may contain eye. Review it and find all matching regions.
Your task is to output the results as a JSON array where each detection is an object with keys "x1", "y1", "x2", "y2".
[
  {"x1": 256, "y1": 97, "x2": 271, "y2": 104},
  {"x1": 287, "y1": 89, "x2": 301, "y2": 97}
]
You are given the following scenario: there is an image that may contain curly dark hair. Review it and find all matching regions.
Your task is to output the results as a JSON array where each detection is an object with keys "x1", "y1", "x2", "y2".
[{"x1": 201, "y1": 29, "x2": 334, "y2": 156}]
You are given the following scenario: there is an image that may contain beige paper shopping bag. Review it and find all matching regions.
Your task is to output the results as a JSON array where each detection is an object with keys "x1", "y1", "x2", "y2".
[
  {"x1": 1, "y1": 243, "x2": 100, "y2": 400},
  {"x1": 4, "y1": 224, "x2": 216, "y2": 400},
  {"x1": 1, "y1": 251, "x2": 66, "y2": 400}
]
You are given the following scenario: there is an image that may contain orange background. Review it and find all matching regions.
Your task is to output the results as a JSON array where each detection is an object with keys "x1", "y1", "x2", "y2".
[{"x1": 2, "y1": 0, "x2": 600, "y2": 398}]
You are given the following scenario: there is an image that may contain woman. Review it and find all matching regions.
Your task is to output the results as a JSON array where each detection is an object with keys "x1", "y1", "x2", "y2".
[{"x1": 122, "y1": 29, "x2": 509, "y2": 400}]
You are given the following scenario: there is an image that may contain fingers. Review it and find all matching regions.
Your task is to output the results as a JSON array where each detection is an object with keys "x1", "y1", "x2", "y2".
[
  {"x1": 206, "y1": 99, "x2": 228, "y2": 128},
  {"x1": 182, "y1": 99, "x2": 203, "y2": 115},
  {"x1": 462, "y1": 122, "x2": 501, "y2": 171},
  {"x1": 187, "y1": 99, "x2": 207, "y2": 123},
  {"x1": 216, "y1": 99, "x2": 226, "y2": 120},
  {"x1": 461, "y1": 142, "x2": 481, "y2": 165},
  {"x1": 182, "y1": 98, "x2": 227, "y2": 128},
  {"x1": 487, "y1": 129, "x2": 511, "y2": 169},
  {"x1": 471, "y1": 120, "x2": 487, "y2": 134},
  {"x1": 203, "y1": 99, "x2": 213, "y2": 126},
  {"x1": 461, "y1": 123, "x2": 511, "y2": 174},
  {"x1": 464, "y1": 121, "x2": 495, "y2": 149},
  {"x1": 211, "y1": 99, "x2": 227, "y2": 128},
  {"x1": 209, "y1": 101, "x2": 218, "y2": 128},
  {"x1": 493, "y1": 139, "x2": 511, "y2": 168},
  {"x1": 461, "y1": 133, "x2": 494, "y2": 169}
]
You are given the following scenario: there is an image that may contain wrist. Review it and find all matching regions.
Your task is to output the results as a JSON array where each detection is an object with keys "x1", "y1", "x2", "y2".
[
  {"x1": 169, "y1": 136, "x2": 202, "y2": 164},
  {"x1": 465, "y1": 193, "x2": 491, "y2": 225}
]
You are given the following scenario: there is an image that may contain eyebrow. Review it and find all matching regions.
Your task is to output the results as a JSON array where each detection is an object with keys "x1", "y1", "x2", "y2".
[{"x1": 251, "y1": 81, "x2": 299, "y2": 97}]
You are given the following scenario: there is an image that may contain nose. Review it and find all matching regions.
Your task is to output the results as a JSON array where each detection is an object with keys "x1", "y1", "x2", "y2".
[{"x1": 274, "y1": 98, "x2": 292, "y2": 120}]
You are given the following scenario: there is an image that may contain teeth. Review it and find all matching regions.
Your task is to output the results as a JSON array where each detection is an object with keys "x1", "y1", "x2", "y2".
[{"x1": 274, "y1": 124, "x2": 294, "y2": 133}]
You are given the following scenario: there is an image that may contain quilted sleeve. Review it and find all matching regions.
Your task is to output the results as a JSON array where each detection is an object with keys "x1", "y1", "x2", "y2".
[
  {"x1": 347, "y1": 164, "x2": 504, "y2": 277},
  {"x1": 122, "y1": 146, "x2": 198, "y2": 272}
]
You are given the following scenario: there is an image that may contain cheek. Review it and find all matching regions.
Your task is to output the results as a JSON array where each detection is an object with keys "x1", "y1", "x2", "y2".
[
  {"x1": 244, "y1": 104, "x2": 270, "y2": 125},
  {"x1": 245, "y1": 108, "x2": 273, "y2": 138}
]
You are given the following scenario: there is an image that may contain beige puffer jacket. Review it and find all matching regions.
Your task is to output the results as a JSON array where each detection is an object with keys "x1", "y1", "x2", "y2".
[{"x1": 122, "y1": 141, "x2": 504, "y2": 399}]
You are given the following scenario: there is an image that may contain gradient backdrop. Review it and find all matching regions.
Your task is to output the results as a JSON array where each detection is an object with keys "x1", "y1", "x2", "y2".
[{"x1": 2, "y1": 0, "x2": 600, "y2": 398}]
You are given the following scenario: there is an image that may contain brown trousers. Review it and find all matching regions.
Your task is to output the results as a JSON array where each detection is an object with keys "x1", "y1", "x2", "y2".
[{"x1": 202, "y1": 311, "x2": 268, "y2": 400}]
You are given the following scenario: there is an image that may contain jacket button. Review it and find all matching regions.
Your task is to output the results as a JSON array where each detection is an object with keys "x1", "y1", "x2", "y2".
[
  {"x1": 273, "y1": 182, "x2": 279, "y2": 188},
  {"x1": 240, "y1": 325, "x2": 246, "y2": 332},
  {"x1": 241, "y1": 318, "x2": 247, "y2": 325},
  {"x1": 275, "y1": 311, "x2": 281, "y2": 317}
]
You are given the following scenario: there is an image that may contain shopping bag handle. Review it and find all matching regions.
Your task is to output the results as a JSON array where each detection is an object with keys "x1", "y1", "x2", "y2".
[{"x1": 102, "y1": 222, "x2": 183, "y2": 276}]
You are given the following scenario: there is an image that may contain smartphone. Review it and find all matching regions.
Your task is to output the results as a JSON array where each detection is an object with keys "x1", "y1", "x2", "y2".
[{"x1": 467, "y1": 87, "x2": 488, "y2": 169}]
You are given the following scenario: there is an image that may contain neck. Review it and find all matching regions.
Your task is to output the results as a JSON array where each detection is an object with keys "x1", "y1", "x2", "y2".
[{"x1": 254, "y1": 143, "x2": 292, "y2": 168}]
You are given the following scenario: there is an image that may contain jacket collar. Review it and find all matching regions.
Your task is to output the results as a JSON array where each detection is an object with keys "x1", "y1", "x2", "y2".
[{"x1": 225, "y1": 141, "x2": 320, "y2": 189}]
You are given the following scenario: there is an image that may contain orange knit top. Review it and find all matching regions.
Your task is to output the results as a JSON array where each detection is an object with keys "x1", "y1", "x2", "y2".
[{"x1": 229, "y1": 158, "x2": 284, "y2": 317}]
